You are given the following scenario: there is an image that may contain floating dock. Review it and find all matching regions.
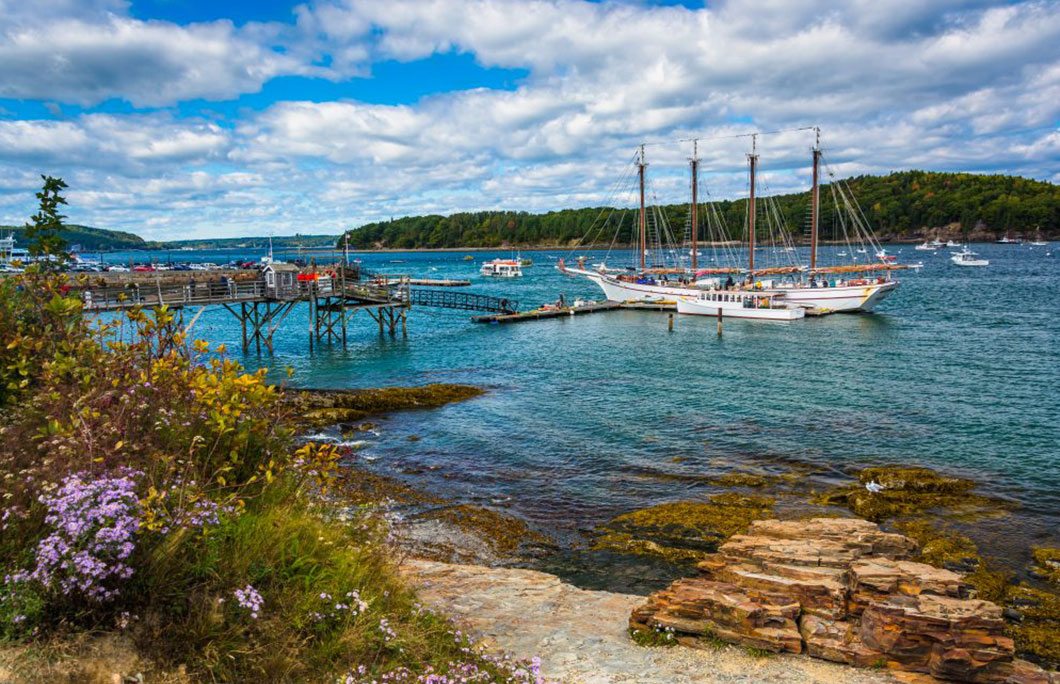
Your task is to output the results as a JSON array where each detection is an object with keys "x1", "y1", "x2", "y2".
[
  {"x1": 472, "y1": 300, "x2": 677, "y2": 324},
  {"x1": 473, "y1": 301, "x2": 620, "y2": 323},
  {"x1": 406, "y1": 278, "x2": 471, "y2": 287},
  {"x1": 471, "y1": 299, "x2": 834, "y2": 324}
]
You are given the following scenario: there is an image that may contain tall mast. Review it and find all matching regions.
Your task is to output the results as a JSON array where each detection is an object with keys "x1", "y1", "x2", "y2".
[
  {"x1": 638, "y1": 144, "x2": 647, "y2": 271},
  {"x1": 690, "y1": 139, "x2": 699, "y2": 273},
  {"x1": 810, "y1": 127, "x2": 821, "y2": 271},
  {"x1": 747, "y1": 134, "x2": 758, "y2": 276}
]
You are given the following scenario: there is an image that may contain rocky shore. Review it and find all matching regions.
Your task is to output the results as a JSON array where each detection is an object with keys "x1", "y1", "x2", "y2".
[
  {"x1": 288, "y1": 391, "x2": 1060, "y2": 683},
  {"x1": 404, "y1": 558, "x2": 893, "y2": 684},
  {"x1": 630, "y1": 518, "x2": 1057, "y2": 683}
]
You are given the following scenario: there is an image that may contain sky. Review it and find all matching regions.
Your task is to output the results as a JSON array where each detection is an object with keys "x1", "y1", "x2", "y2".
[{"x1": 0, "y1": 0, "x2": 1059, "y2": 240}]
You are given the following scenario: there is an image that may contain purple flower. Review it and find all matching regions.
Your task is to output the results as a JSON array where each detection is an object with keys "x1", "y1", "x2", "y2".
[
  {"x1": 10, "y1": 471, "x2": 143, "y2": 602},
  {"x1": 233, "y1": 584, "x2": 263, "y2": 619}
]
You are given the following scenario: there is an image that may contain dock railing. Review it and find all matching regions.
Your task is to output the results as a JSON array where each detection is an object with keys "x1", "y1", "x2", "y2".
[{"x1": 79, "y1": 271, "x2": 412, "y2": 313}]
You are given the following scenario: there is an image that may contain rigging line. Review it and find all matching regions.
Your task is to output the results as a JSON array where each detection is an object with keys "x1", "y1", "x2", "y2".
[
  {"x1": 565, "y1": 152, "x2": 639, "y2": 261},
  {"x1": 820, "y1": 151, "x2": 884, "y2": 254},
  {"x1": 700, "y1": 185, "x2": 740, "y2": 272},
  {"x1": 638, "y1": 126, "x2": 817, "y2": 150}
]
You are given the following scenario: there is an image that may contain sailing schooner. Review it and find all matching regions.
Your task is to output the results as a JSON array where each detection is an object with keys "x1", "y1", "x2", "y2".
[{"x1": 559, "y1": 129, "x2": 912, "y2": 314}]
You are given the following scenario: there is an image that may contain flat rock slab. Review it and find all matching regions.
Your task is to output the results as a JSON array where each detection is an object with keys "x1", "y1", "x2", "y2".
[{"x1": 403, "y1": 559, "x2": 894, "y2": 684}]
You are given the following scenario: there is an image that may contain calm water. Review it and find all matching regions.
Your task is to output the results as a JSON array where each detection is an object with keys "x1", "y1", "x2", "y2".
[{"x1": 104, "y1": 244, "x2": 1060, "y2": 570}]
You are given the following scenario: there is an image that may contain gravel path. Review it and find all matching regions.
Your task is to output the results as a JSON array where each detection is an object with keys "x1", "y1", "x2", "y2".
[{"x1": 403, "y1": 559, "x2": 896, "y2": 684}]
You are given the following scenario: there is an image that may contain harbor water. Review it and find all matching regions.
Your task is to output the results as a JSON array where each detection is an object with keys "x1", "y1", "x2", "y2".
[{"x1": 103, "y1": 243, "x2": 1060, "y2": 575}]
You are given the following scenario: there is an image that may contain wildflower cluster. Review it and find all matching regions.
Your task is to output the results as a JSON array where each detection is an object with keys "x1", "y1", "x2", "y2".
[
  {"x1": 338, "y1": 655, "x2": 557, "y2": 684},
  {"x1": 378, "y1": 616, "x2": 397, "y2": 642},
  {"x1": 8, "y1": 471, "x2": 141, "y2": 602},
  {"x1": 233, "y1": 584, "x2": 264, "y2": 620},
  {"x1": 629, "y1": 623, "x2": 678, "y2": 648},
  {"x1": 309, "y1": 590, "x2": 370, "y2": 625}
]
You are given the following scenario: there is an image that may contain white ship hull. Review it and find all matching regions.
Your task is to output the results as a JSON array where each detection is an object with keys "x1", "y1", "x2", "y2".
[
  {"x1": 573, "y1": 269, "x2": 699, "y2": 302},
  {"x1": 676, "y1": 296, "x2": 805, "y2": 321},
  {"x1": 765, "y1": 281, "x2": 897, "y2": 313},
  {"x1": 562, "y1": 267, "x2": 897, "y2": 313}
]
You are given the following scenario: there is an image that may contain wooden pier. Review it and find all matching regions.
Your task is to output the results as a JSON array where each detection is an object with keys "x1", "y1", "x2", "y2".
[
  {"x1": 406, "y1": 278, "x2": 470, "y2": 287},
  {"x1": 472, "y1": 300, "x2": 677, "y2": 324},
  {"x1": 76, "y1": 267, "x2": 521, "y2": 352},
  {"x1": 77, "y1": 270, "x2": 412, "y2": 353}
]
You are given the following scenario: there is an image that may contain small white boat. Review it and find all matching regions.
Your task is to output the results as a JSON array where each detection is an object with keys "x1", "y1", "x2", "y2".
[
  {"x1": 914, "y1": 241, "x2": 939, "y2": 251},
  {"x1": 875, "y1": 249, "x2": 897, "y2": 261},
  {"x1": 480, "y1": 259, "x2": 523, "y2": 277},
  {"x1": 1030, "y1": 240, "x2": 1048, "y2": 246},
  {"x1": 946, "y1": 240, "x2": 961, "y2": 247},
  {"x1": 951, "y1": 248, "x2": 989, "y2": 267},
  {"x1": 996, "y1": 235, "x2": 1023, "y2": 245},
  {"x1": 677, "y1": 290, "x2": 805, "y2": 321}
]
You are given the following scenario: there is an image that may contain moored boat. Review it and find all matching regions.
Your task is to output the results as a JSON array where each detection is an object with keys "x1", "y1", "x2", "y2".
[
  {"x1": 677, "y1": 290, "x2": 805, "y2": 321},
  {"x1": 480, "y1": 259, "x2": 523, "y2": 277},
  {"x1": 765, "y1": 275, "x2": 898, "y2": 312},
  {"x1": 560, "y1": 129, "x2": 912, "y2": 314},
  {"x1": 951, "y1": 248, "x2": 988, "y2": 267}
]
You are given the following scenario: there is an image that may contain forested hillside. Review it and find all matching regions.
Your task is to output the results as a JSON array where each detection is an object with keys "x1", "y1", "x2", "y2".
[
  {"x1": 162, "y1": 234, "x2": 339, "y2": 249},
  {"x1": 0, "y1": 224, "x2": 148, "y2": 251},
  {"x1": 340, "y1": 171, "x2": 1060, "y2": 248}
]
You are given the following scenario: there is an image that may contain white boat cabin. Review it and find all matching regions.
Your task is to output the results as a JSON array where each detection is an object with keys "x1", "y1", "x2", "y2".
[{"x1": 480, "y1": 259, "x2": 523, "y2": 277}]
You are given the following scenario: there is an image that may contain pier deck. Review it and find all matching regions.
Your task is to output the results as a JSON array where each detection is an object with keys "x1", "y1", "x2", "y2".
[{"x1": 472, "y1": 300, "x2": 681, "y2": 324}]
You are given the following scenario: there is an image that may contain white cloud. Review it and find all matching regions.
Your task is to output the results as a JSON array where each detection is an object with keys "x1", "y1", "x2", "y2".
[
  {"x1": 0, "y1": 115, "x2": 230, "y2": 172},
  {"x1": 0, "y1": 5, "x2": 338, "y2": 106},
  {"x1": 0, "y1": 0, "x2": 1059, "y2": 238}
]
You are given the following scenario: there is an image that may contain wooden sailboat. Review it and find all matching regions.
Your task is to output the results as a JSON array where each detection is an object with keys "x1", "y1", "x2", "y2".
[{"x1": 560, "y1": 129, "x2": 910, "y2": 314}]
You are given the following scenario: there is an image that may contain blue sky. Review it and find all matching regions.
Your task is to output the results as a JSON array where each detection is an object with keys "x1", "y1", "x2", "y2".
[{"x1": 0, "y1": 0, "x2": 1058, "y2": 239}]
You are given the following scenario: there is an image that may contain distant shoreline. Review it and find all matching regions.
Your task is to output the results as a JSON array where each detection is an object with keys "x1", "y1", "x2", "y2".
[
  {"x1": 125, "y1": 237, "x2": 1055, "y2": 254},
  {"x1": 72, "y1": 236, "x2": 1056, "y2": 255}
]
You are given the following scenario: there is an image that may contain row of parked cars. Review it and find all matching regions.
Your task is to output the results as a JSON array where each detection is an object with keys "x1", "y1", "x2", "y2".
[
  {"x1": 68, "y1": 261, "x2": 264, "y2": 273},
  {"x1": 2, "y1": 259, "x2": 275, "y2": 274}
]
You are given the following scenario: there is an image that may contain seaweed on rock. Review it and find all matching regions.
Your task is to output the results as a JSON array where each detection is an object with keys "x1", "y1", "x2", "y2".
[
  {"x1": 592, "y1": 494, "x2": 775, "y2": 565},
  {"x1": 286, "y1": 385, "x2": 484, "y2": 428},
  {"x1": 813, "y1": 466, "x2": 1009, "y2": 522}
]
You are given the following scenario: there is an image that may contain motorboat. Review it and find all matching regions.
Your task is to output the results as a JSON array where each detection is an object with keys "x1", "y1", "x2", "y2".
[
  {"x1": 677, "y1": 290, "x2": 805, "y2": 321},
  {"x1": 951, "y1": 248, "x2": 989, "y2": 267},
  {"x1": 480, "y1": 259, "x2": 523, "y2": 277}
]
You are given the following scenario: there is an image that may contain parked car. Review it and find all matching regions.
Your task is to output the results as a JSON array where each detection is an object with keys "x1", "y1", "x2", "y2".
[
  {"x1": 133, "y1": 265, "x2": 155, "y2": 272},
  {"x1": 106, "y1": 265, "x2": 130, "y2": 272}
]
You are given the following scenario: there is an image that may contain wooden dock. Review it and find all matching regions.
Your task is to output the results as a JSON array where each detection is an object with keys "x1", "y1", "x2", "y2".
[
  {"x1": 406, "y1": 278, "x2": 470, "y2": 287},
  {"x1": 471, "y1": 300, "x2": 682, "y2": 324},
  {"x1": 473, "y1": 301, "x2": 621, "y2": 323},
  {"x1": 619, "y1": 301, "x2": 677, "y2": 311}
]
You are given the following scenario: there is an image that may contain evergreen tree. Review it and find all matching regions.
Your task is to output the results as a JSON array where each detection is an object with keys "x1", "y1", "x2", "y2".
[{"x1": 25, "y1": 175, "x2": 70, "y2": 264}]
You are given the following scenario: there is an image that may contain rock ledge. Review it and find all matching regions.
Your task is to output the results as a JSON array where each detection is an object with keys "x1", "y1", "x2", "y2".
[{"x1": 631, "y1": 518, "x2": 1058, "y2": 684}]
